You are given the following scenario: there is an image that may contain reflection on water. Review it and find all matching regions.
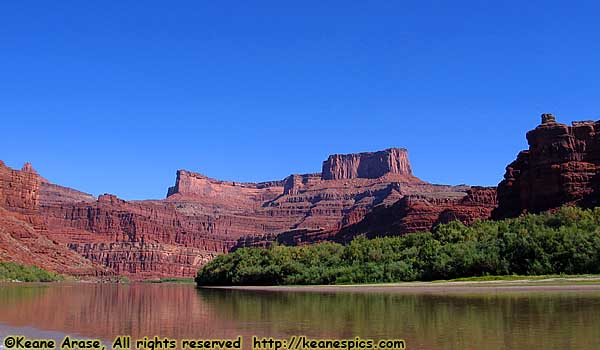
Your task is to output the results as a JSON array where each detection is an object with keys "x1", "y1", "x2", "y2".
[{"x1": 0, "y1": 283, "x2": 599, "y2": 350}]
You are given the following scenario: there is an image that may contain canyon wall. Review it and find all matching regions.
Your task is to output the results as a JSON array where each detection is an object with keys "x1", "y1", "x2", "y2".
[
  {"x1": 1, "y1": 147, "x2": 494, "y2": 279},
  {"x1": 333, "y1": 187, "x2": 497, "y2": 242},
  {"x1": 3, "y1": 114, "x2": 597, "y2": 279},
  {"x1": 0, "y1": 162, "x2": 108, "y2": 278}
]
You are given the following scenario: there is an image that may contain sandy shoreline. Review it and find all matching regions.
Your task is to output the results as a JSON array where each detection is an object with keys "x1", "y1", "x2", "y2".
[{"x1": 202, "y1": 278, "x2": 600, "y2": 293}]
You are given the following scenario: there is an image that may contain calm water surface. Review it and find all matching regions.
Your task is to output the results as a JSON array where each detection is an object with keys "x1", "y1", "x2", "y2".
[{"x1": 0, "y1": 283, "x2": 599, "y2": 350}]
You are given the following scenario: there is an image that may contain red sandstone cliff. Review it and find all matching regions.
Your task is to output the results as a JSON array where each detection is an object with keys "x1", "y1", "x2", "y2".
[
  {"x1": 333, "y1": 187, "x2": 497, "y2": 243},
  {"x1": 0, "y1": 147, "x2": 494, "y2": 279},
  {"x1": 322, "y1": 148, "x2": 414, "y2": 180},
  {"x1": 0, "y1": 162, "x2": 108, "y2": 278},
  {"x1": 0, "y1": 161, "x2": 40, "y2": 213},
  {"x1": 494, "y1": 114, "x2": 600, "y2": 218}
]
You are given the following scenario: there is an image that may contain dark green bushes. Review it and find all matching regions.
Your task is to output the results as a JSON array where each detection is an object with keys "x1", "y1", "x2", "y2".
[
  {"x1": 196, "y1": 206, "x2": 600, "y2": 286},
  {"x1": 0, "y1": 262, "x2": 63, "y2": 282}
]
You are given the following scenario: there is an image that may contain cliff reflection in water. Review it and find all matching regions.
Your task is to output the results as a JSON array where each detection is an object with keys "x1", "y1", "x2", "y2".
[
  {"x1": 0, "y1": 284, "x2": 599, "y2": 350},
  {"x1": 0, "y1": 284, "x2": 237, "y2": 339}
]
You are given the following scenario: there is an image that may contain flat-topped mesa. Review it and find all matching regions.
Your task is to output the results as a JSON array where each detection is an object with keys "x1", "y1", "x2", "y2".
[
  {"x1": 167, "y1": 170, "x2": 282, "y2": 197},
  {"x1": 165, "y1": 169, "x2": 285, "y2": 207},
  {"x1": 321, "y1": 148, "x2": 412, "y2": 180}
]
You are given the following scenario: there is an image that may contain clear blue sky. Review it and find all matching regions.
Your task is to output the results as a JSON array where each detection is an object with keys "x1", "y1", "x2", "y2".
[{"x1": 2, "y1": 1, "x2": 599, "y2": 199}]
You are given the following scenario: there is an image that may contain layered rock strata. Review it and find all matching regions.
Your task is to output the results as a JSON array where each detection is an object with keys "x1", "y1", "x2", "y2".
[
  {"x1": 1, "y1": 147, "x2": 494, "y2": 279},
  {"x1": 333, "y1": 187, "x2": 497, "y2": 243},
  {"x1": 494, "y1": 114, "x2": 600, "y2": 218},
  {"x1": 322, "y1": 148, "x2": 413, "y2": 180},
  {"x1": 0, "y1": 162, "x2": 108, "y2": 277}
]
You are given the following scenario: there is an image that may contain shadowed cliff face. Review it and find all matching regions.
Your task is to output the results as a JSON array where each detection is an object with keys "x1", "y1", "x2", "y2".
[
  {"x1": 332, "y1": 187, "x2": 497, "y2": 243},
  {"x1": 494, "y1": 114, "x2": 600, "y2": 219},
  {"x1": 0, "y1": 148, "x2": 492, "y2": 279}
]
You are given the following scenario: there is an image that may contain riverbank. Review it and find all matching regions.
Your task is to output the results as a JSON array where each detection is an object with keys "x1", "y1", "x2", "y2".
[{"x1": 202, "y1": 276, "x2": 600, "y2": 293}]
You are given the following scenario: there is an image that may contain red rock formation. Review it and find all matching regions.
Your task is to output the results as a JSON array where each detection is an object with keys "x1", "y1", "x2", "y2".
[
  {"x1": 167, "y1": 170, "x2": 284, "y2": 204},
  {"x1": 0, "y1": 162, "x2": 108, "y2": 278},
  {"x1": 39, "y1": 191, "x2": 235, "y2": 279},
  {"x1": 494, "y1": 114, "x2": 600, "y2": 218},
  {"x1": 436, "y1": 187, "x2": 499, "y2": 225},
  {"x1": 1, "y1": 147, "x2": 493, "y2": 279},
  {"x1": 68, "y1": 242, "x2": 217, "y2": 279},
  {"x1": 40, "y1": 182, "x2": 96, "y2": 205},
  {"x1": 0, "y1": 161, "x2": 40, "y2": 213},
  {"x1": 283, "y1": 173, "x2": 321, "y2": 195},
  {"x1": 322, "y1": 148, "x2": 413, "y2": 180},
  {"x1": 333, "y1": 187, "x2": 497, "y2": 243}
]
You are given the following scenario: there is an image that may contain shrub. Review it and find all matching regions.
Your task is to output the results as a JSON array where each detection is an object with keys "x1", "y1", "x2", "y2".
[{"x1": 0, "y1": 262, "x2": 63, "y2": 282}]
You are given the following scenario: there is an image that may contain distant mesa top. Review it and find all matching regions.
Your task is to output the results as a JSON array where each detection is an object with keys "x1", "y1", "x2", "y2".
[
  {"x1": 167, "y1": 147, "x2": 416, "y2": 198},
  {"x1": 321, "y1": 148, "x2": 412, "y2": 180}
]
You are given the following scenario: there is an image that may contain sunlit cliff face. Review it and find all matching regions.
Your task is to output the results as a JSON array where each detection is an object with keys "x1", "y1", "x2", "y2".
[{"x1": 0, "y1": 147, "x2": 486, "y2": 279}]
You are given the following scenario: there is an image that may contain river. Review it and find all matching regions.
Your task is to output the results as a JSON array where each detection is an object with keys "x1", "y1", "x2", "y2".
[{"x1": 0, "y1": 283, "x2": 599, "y2": 349}]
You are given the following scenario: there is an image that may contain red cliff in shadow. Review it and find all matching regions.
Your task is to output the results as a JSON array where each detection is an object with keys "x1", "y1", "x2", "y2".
[{"x1": 494, "y1": 114, "x2": 600, "y2": 219}]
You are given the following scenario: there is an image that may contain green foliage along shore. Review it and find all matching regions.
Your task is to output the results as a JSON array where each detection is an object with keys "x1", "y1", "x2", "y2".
[
  {"x1": 196, "y1": 206, "x2": 600, "y2": 286},
  {"x1": 0, "y1": 262, "x2": 63, "y2": 282}
]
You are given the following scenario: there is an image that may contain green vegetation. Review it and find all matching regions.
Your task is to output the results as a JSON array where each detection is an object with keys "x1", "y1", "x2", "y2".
[
  {"x1": 196, "y1": 206, "x2": 600, "y2": 286},
  {"x1": 0, "y1": 262, "x2": 63, "y2": 282}
]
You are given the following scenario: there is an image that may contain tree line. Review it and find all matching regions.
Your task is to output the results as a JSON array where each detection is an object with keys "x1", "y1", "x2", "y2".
[{"x1": 196, "y1": 206, "x2": 600, "y2": 285}]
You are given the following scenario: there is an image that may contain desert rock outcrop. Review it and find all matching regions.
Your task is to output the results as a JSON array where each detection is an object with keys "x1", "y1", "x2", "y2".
[{"x1": 494, "y1": 114, "x2": 600, "y2": 218}]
